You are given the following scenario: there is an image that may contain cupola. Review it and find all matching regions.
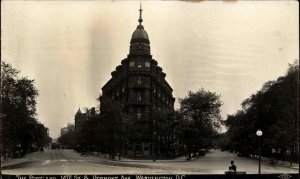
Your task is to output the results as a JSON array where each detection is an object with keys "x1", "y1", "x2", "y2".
[{"x1": 129, "y1": 4, "x2": 151, "y2": 56}]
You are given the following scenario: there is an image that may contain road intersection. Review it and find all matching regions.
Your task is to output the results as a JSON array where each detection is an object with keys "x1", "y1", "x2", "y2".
[{"x1": 1, "y1": 149, "x2": 298, "y2": 175}]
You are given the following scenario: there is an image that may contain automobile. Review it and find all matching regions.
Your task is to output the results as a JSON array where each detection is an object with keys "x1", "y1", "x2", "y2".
[
  {"x1": 51, "y1": 143, "x2": 59, "y2": 149},
  {"x1": 237, "y1": 151, "x2": 250, "y2": 157},
  {"x1": 198, "y1": 149, "x2": 206, "y2": 157}
]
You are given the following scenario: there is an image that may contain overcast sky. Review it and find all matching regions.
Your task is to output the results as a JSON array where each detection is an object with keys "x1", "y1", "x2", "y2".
[{"x1": 2, "y1": 1, "x2": 299, "y2": 138}]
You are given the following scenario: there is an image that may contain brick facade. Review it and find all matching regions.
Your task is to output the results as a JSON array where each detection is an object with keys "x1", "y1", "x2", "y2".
[{"x1": 101, "y1": 6, "x2": 175, "y2": 157}]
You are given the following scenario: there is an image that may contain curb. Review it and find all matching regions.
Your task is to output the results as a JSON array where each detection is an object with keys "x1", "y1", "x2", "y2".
[
  {"x1": 253, "y1": 157, "x2": 299, "y2": 170},
  {"x1": 1, "y1": 161, "x2": 41, "y2": 170},
  {"x1": 108, "y1": 157, "x2": 199, "y2": 163}
]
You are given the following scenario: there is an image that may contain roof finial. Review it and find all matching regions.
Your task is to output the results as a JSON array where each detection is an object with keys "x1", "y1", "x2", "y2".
[
  {"x1": 76, "y1": 106, "x2": 82, "y2": 114},
  {"x1": 138, "y1": 2, "x2": 143, "y2": 25}
]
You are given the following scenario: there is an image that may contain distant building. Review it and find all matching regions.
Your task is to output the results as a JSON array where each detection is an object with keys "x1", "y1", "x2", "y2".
[
  {"x1": 60, "y1": 123, "x2": 74, "y2": 136},
  {"x1": 60, "y1": 127, "x2": 68, "y2": 136},
  {"x1": 74, "y1": 107, "x2": 98, "y2": 148},
  {"x1": 74, "y1": 108, "x2": 84, "y2": 133},
  {"x1": 101, "y1": 6, "x2": 175, "y2": 157},
  {"x1": 74, "y1": 107, "x2": 96, "y2": 133},
  {"x1": 67, "y1": 123, "x2": 75, "y2": 132}
]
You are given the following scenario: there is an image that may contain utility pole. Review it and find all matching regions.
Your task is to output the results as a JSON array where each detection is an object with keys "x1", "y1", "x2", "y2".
[
  {"x1": 153, "y1": 131, "x2": 156, "y2": 162},
  {"x1": 0, "y1": 60, "x2": 3, "y2": 177},
  {"x1": 0, "y1": 105, "x2": 2, "y2": 178}
]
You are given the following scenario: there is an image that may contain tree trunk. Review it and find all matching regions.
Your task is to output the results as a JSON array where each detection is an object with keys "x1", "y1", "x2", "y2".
[
  {"x1": 290, "y1": 146, "x2": 293, "y2": 166},
  {"x1": 275, "y1": 148, "x2": 278, "y2": 163},
  {"x1": 282, "y1": 150, "x2": 285, "y2": 164}
]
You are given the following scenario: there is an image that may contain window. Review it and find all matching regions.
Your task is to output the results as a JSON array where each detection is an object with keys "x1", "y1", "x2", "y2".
[
  {"x1": 137, "y1": 108, "x2": 141, "y2": 119},
  {"x1": 145, "y1": 62, "x2": 150, "y2": 68},
  {"x1": 138, "y1": 64, "x2": 142, "y2": 68},
  {"x1": 137, "y1": 92, "x2": 142, "y2": 101},
  {"x1": 137, "y1": 113, "x2": 141, "y2": 119},
  {"x1": 135, "y1": 144, "x2": 142, "y2": 150},
  {"x1": 116, "y1": 88, "x2": 119, "y2": 96},
  {"x1": 129, "y1": 61, "x2": 134, "y2": 67},
  {"x1": 122, "y1": 84, "x2": 125, "y2": 92},
  {"x1": 137, "y1": 76, "x2": 142, "y2": 85}
]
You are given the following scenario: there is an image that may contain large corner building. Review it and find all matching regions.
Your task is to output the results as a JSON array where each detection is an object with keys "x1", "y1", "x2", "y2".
[{"x1": 101, "y1": 6, "x2": 175, "y2": 157}]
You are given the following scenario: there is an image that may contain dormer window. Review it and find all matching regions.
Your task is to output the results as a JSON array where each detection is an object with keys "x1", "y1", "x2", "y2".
[
  {"x1": 145, "y1": 62, "x2": 150, "y2": 68},
  {"x1": 129, "y1": 61, "x2": 134, "y2": 67}
]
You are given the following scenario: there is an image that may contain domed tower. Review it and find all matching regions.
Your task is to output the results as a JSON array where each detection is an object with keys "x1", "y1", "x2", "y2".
[
  {"x1": 101, "y1": 5, "x2": 175, "y2": 157},
  {"x1": 129, "y1": 6, "x2": 150, "y2": 56}
]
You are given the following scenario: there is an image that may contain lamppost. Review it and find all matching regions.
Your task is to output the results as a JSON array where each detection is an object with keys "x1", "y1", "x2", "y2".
[
  {"x1": 153, "y1": 131, "x2": 156, "y2": 162},
  {"x1": 256, "y1": 129, "x2": 263, "y2": 174}
]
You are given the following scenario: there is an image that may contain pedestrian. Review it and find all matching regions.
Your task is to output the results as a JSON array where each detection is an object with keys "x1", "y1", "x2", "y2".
[
  {"x1": 230, "y1": 160, "x2": 237, "y2": 172},
  {"x1": 20, "y1": 149, "x2": 24, "y2": 158}
]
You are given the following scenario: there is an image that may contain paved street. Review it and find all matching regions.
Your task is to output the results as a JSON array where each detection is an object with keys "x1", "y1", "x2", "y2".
[{"x1": 1, "y1": 149, "x2": 298, "y2": 175}]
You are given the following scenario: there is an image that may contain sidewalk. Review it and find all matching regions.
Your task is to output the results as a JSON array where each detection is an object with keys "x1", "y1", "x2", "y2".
[
  {"x1": 91, "y1": 152, "x2": 201, "y2": 163},
  {"x1": 1, "y1": 156, "x2": 41, "y2": 170},
  {"x1": 96, "y1": 152, "x2": 299, "y2": 170},
  {"x1": 111, "y1": 156, "x2": 189, "y2": 163},
  {"x1": 251, "y1": 156, "x2": 299, "y2": 170},
  {"x1": 1, "y1": 157, "x2": 30, "y2": 169}
]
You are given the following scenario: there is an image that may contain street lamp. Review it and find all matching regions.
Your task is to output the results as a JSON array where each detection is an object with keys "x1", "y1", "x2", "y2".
[
  {"x1": 256, "y1": 129, "x2": 263, "y2": 174},
  {"x1": 153, "y1": 131, "x2": 156, "y2": 162}
]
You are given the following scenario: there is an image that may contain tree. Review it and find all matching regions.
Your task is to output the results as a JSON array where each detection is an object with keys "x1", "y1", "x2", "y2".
[
  {"x1": 225, "y1": 61, "x2": 299, "y2": 164},
  {"x1": 58, "y1": 129, "x2": 75, "y2": 149},
  {"x1": 152, "y1": 108, "x2": 177, "y2": 156},
  {"x1": 99, "y1": 95, "x2": 123, "y2": 159},
  {"x1": 1, "y1": 61, "x2": 51, "y2": 157},
  {"x1": 177, "y1": 88, "x2": 223, "y2": 159},
  {"x1": 74, "y1": 107, "x2": 99, "y2": 154}
]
